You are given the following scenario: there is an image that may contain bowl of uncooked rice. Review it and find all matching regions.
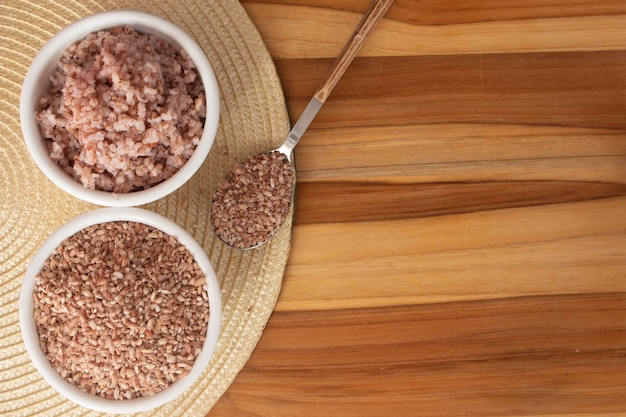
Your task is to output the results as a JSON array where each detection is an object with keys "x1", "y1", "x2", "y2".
[
  {"x1": 19, "y1": 207, "x2": 222, "y2": 413},
  {"x1": 20, "y1": 10, "x2": 220, "y2": 206}
]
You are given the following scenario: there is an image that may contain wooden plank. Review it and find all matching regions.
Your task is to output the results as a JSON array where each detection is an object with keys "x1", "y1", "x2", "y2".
[
  {"x1": 242, "y1": 2, "x2": 626, "y2": 58},
  {"x1": 211, "y1": 294, "x2": 626, "y2": 417},
  {"x1": 280, "y1": 196, "x2": 626, "y2": 311}
]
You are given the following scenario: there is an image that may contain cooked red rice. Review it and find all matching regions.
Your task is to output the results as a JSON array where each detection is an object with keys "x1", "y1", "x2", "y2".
[{"x1": 35, "y1": 26, "x2": 206, "y2": 193}]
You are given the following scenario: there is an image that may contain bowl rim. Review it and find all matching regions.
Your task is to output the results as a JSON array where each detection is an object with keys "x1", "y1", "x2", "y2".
[
  {"x1": 19, "y1": 10, "x2": 220, "y2": 207},
  {"x1": 19, "y1": 207, "x2": 222, "y2": 414}
]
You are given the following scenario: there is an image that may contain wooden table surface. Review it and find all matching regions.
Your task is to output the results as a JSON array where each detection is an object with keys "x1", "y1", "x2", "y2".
[{"x1": 209, "y1": 1, "x2": 626, "y2": 415}]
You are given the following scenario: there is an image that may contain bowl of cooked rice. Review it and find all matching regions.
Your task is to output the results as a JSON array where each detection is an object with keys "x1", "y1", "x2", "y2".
[
  {"x1": 20, "y1": 207, "x2": 222, "y2": 413},
  {"x1": 20, "y1": 10, "x2": 220, "y2": 206}
]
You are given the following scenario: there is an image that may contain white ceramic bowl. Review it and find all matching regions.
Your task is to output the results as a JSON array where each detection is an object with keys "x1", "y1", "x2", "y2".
[
  {"x1": 19, "y1": 208, "x2": 222, "y2": 414},
  {"x1": 20, "y1": 10, "x2": 220, "y2": 207}
]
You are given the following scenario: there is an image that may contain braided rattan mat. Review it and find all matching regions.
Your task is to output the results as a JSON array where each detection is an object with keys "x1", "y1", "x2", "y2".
[{"x1": 0, "y1": 1, "x2": 292, "y2": 416}]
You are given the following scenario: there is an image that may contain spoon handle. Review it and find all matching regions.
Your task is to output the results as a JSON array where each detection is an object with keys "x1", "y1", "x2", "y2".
[
  {"x1": 314, "y1": 0, "x2": 395, "y2": 103},
  {"x1": 278, "y1": 0, "x2": 394, "y2": 158}
]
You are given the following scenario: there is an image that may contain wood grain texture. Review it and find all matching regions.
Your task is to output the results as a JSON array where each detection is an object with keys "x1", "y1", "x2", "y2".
[
  {"x1": 213, "y1": 294, "x2": 626, "y2": 417},
  {"x1": 209, "y1": 1, "x2": 626, "y2": 415}
]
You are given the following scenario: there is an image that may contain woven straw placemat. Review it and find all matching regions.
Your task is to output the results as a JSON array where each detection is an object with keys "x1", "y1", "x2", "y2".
[{"x1": 0, "y1": 1, "x2": 292, "y2": 416}]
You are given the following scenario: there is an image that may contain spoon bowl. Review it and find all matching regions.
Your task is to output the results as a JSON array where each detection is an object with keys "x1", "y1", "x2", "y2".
[{"x1": 210, "y1": 150, "x2": 295, "y2": 250}]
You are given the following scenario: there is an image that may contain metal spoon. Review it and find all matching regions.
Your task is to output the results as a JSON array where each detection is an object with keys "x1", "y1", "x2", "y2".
[{"x1": 211, "y1": 0, "x2": 395, "y2": 249}]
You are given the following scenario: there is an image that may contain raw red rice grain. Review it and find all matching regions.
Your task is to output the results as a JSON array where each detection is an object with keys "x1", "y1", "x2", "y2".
[
  {"x1": 211, "y1": 151, "x2": 294, "y2": 249},
  {"x1": 33, "y1": 221, "x2": 210, "y2": 400}
]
